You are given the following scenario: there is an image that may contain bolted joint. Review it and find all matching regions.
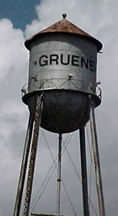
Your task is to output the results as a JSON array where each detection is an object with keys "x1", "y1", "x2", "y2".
[{"x1": 57, "y1": 178, "x2": 61, "y2": 182}]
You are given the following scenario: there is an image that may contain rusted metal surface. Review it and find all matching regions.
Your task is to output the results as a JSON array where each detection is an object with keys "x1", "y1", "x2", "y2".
[
  {"x1": 25, "y1": 17, "x2": 102, "y2": 52},
  {"x1": 13, "y1": 113, "x2": 34, "y2": 216},
  {"x1": 23, "y1": 95, "x2": 43, "y2": 216},
  {"x1": 40, "y1": 19, "x2": 90, "y2": 35}
]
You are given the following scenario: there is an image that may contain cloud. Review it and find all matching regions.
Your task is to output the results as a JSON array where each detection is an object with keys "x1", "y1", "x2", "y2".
[
  {"x1": 0, "y1": 18, "x2": 29, "y2": 215},
  {"x1": 0, "y1": 18, "x2": 29, "y2": 144}
]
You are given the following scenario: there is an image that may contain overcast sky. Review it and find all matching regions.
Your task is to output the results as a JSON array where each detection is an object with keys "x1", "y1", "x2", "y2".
[{"x1": 0, "y1": 1, "x2": 118, "y2": 216}]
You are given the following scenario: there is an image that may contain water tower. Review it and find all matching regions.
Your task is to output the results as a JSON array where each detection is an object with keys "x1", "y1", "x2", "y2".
[{"x1": 13, "y1": 15, "x2": 105, "y2": 216}]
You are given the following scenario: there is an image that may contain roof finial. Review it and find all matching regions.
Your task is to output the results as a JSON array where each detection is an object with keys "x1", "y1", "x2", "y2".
[{"x1": 62, "y1": 13, "x2": 67, "y2": 19}]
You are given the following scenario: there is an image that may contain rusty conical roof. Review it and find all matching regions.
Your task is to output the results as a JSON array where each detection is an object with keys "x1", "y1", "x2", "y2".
[
  {"x1": 25, "y1": 17, "x2": 102, "y2": 51},
  {"x1": 40, "y1": 18, "x2": 90, "y2": 36}
]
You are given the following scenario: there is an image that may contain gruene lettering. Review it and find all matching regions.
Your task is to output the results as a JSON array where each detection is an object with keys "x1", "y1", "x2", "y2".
[{"x1": 38, "y1": 53, "x2": 95, "y2": 72}]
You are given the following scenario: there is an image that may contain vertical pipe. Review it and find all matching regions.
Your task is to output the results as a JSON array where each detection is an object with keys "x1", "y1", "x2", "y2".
[
  {"x1": 23, "y1": 95, "x2": 43, "y2": 216},
  {"x1": 13, "y1": 112, "x2": 34, "y2": 216},
  {"x1": 79, "y1": 128, "x2": 90, "y2": 216},
  {"x1": 57, "y1": 133, "x2": 62, "y2": 216},
  {"x1": 89, "y1": 100, "x2": 105, "y2": 216}
]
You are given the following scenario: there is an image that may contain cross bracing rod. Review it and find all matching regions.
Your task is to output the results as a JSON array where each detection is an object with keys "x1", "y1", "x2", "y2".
[
  {"x1": 89, "y1": 98, "x2": 105, "y2": 216},
  {"x1": 23, "y1": 94, "x2": 43, "y2": 216}
]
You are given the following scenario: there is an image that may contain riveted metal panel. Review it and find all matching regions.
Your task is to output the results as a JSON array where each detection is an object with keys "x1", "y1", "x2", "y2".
[{"x1": 28, "y1": 33, "x2": 97, "y2": 96}]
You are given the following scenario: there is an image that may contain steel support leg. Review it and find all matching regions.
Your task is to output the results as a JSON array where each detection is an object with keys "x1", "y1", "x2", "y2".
[
  {"x1": 57, "y1": 133, "x2": 62, "y2": 216},
  {"x1": 79, "y1": 128, "x2": 90, "y2": 216},
  {"x1": 89, "y1": 100, "x2": 105, "y2": 216},
  {"x1": 23, "y1": 95, "x2": 43, "y2": 216},
  {"x1": 13, "y1": 111, "x2": 34, "y2": 216}
]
